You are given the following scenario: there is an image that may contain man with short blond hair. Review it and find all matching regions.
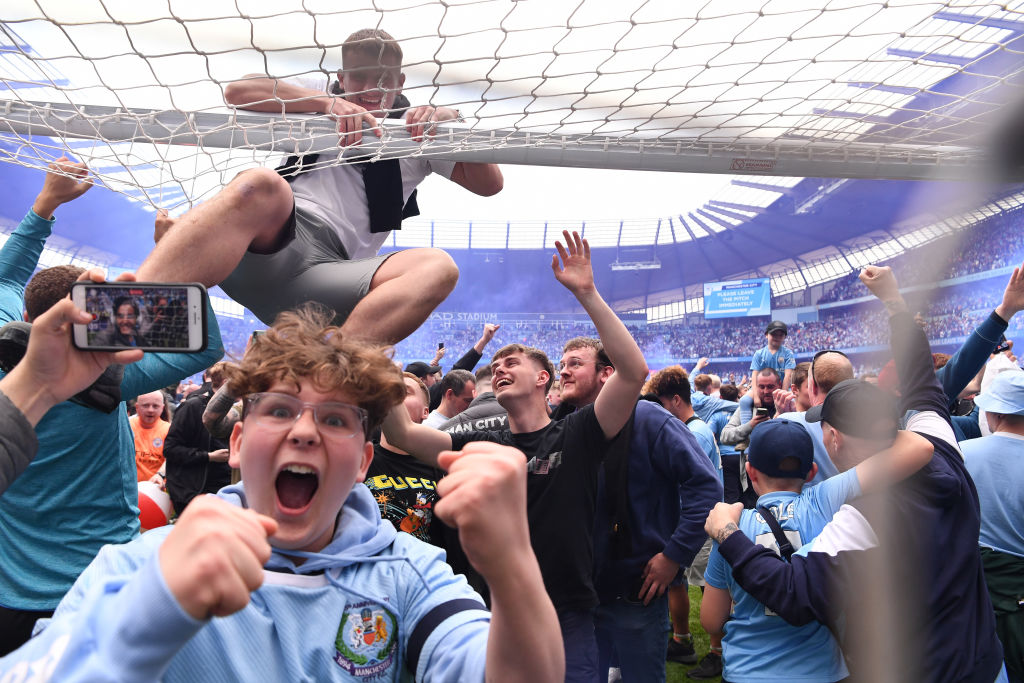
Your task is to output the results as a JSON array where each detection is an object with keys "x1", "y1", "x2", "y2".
[{"x1": 775, "y1": 350, "x2": 854, "y2": 484}]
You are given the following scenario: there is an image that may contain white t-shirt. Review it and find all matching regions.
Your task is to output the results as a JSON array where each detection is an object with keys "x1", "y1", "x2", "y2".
[
  {"x1": 423, "y1": 409, "x2": 449, "y2": 430},
  {"x1": 284, "y1": 74, "x2": 456, "y2": 260}
]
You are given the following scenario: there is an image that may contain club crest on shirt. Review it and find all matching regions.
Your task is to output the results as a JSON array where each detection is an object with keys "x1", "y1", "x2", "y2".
[
  {"x1": 334, "y1": 601, "x2": 397, "y2": 677},
  {"x1": 152, "y1": 437, "x2": 163, "y2": 448}
]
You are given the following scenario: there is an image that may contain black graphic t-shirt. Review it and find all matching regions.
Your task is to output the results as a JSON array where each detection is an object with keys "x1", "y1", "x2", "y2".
[
  {"x1": 365, "y1": 445, "x2": 444, "y2": 546},
  {"x1": 450, "y1": 404, "x2": 608, "y2": 610}
]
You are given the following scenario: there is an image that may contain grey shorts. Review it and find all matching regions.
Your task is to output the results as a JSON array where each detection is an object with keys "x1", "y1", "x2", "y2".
[
  {"x1": 684, "y1": 538, "x2": 713, "y2": 587},
  {"x1": 220, "y1": 205, "x2": 391, "y2": 326}
]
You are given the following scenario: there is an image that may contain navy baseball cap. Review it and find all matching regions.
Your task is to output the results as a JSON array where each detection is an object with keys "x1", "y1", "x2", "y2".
[
  {"x1": 746, "y1": 419, "x2": 814, "y2": 479},
  {"x1": 765, "y1": 320, "x2": 788, "y2": 336},
  {"x1": 404, "y1": 361, "x2": 441, "y2": 379},
  {"x1": 805, "y1": 378, "x2": 899, "y2": 440}
]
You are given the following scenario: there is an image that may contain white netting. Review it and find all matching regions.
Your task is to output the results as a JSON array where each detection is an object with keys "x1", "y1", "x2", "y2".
[{"x1": 2, "y1": 0, "x2": 1024, "y2": 213}]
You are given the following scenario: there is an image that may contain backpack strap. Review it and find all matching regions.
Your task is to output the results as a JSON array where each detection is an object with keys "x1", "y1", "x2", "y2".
[{"x1": 756, "y1": 504, "x2": 795, "y2": 562}]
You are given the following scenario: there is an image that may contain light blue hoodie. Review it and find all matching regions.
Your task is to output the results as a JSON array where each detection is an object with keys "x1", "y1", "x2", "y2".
[{"x1": 1, "y1": 483, "x2": 490, "y2": 682}]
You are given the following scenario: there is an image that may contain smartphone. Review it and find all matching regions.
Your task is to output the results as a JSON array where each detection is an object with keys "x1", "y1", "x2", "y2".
[
  {"x1": 438, "y1": 342, "x2": 445, "y2": 350},
  {"x1": 71, "y1": 282, "x2": 207, "y2": 353},
  {"x1": 755, "y1": 407, "x2": 769, "y2": 418},
  {"x1": 994, "y1": 334, "x2": 1011, "y2": 354},
  {"x1": 249, "y1": 329, "x2": 266, "y2": 346}
]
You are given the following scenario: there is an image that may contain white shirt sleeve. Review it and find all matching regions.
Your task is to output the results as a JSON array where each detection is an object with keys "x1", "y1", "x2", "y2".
[
  {"x1": 282, "y1": 72, "x2": 330, "y2": 93},
  {"x1": 797, "y1": 504, "x2": 879, "y2": 557},
  {"x1": 906, "y1": 410, "x2": 961, "y2": 454}
]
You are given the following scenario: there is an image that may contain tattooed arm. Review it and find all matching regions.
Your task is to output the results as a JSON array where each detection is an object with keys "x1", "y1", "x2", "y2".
[
  {"x1": 705, "y1": 502, "x2": 743, "y2": 543},
  {"x1": 202, "y1": 381, "x2": 241, "y2": 439}
]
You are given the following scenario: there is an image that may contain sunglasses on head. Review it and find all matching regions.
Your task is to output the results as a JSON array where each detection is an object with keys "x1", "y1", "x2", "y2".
[{"x1": 811, "y1": 349, "x2": 850, "y2": 376}]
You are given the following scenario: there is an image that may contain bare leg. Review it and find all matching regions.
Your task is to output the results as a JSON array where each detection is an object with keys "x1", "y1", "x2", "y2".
[
  {"x1": 340, "y1": 247, "x2": 458, "y2": 344},
  {"x1": 668, "y1": 584, "x2": 690, "y2": 640},
  {"x1": 136, "y1": 168, "x2": 293, "y2": 284}
]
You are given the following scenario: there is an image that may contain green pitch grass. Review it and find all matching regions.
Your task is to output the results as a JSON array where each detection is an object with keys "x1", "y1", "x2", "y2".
[{"x1": 665, "y1": 585, "x2": 721, "y2": 683}]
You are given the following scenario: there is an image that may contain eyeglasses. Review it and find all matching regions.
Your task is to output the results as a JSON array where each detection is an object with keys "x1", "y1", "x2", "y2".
[
  {"x1": 558, "y1": 358, "x2": 597, "y2": 372},
  {"x1": 243, "y1": 392, "x2": 368, "y2": 440}
]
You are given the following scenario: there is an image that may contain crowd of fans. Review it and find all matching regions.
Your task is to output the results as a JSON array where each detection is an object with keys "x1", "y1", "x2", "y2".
[
  {"x1": 818, "y1": 209, "x2": 1024, "y2": 304},
  {"x1": 2, "y1": 146, "x2": 1023, "y2": 683},
  {"x1": 342, "y1": 279, "x2": 1019, "y2": 369},
  {"x1": 213, "y1": 278, "x2": 1020, "y2": 368}
]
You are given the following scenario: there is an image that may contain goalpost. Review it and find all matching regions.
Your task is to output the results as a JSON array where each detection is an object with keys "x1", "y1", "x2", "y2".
[{"x1": 2, "y1": 0, "x2": 1023, "y2": 215}]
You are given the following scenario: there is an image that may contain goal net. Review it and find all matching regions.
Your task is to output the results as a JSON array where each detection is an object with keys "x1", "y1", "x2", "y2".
[{"x1": 2, "y1": 0, "x2": 1024, "y2": 214}]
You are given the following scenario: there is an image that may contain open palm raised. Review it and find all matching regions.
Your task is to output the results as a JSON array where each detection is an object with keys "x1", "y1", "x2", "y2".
[{"x1": 551, "y1": 230, "x2": 595, "y2": 295}]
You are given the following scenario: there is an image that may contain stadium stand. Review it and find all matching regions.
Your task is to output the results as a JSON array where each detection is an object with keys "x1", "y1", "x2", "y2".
[{"x1": 207, "y1": 265, "x2": 1024, "y2": 377}]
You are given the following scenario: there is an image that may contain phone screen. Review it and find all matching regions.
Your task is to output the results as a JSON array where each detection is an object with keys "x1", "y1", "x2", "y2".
[{"x1": 72, "y1": 283, "x2": 206, "y2": 352}]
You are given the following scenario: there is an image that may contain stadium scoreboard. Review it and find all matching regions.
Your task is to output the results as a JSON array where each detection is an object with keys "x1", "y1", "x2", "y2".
[{"x1": 703, "y1": 278, "x2": 772, "y2": 319}]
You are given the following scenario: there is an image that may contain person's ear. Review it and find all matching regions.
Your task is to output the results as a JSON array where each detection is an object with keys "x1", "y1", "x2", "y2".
[
  {"x1": 22, "y1": 311, "x2": 29, "y2": 322},
  {"x1": 828, "y1": 427, "x2": 845, "y2": 455},
  {"x1": 804, "y1": 462, "x2": 819, "y2": 483},
  {"x1": 420, "y1": 406, "x2": 429, "y2": 421},
  {"x1": 228, "y1": 421, "x2": 244, "y2": 469},
  {"x1": 357, "y1": 441, "x2": 374, "y2": 481}
]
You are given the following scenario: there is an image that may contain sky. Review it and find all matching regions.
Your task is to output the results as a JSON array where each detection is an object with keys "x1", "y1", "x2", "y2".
[{"x1": 414, "y1": 164, "x2": 734, "y2": 224}]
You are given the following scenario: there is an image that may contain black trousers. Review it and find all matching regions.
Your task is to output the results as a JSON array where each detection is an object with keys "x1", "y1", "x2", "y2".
[{"x1": 0, "y1": 604, "x2": 54, "y2": 655}]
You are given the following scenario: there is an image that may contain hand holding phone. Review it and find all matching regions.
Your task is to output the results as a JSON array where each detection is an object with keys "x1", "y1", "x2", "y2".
[
  {"x1": 0, "y1": 268, "x2": 145, "y2": 426},
  {"x1": 71, "y1": 282, "x2": 207, "y2": 353}
]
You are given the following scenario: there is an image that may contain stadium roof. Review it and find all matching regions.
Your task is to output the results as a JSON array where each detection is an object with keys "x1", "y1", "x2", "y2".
[{"x1": 2, "y1": 2, "x2": 1024, "y2": 317}]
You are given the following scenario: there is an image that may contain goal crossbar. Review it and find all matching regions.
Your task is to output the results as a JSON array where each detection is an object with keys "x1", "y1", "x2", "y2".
[{"x1": 0, "y1": 99, "x2": 989, "y2": 182}]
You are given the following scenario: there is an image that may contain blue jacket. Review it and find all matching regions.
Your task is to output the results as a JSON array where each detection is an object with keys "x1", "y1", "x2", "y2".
[
  {"x1": 936, "y1": 310, "x2": 1007, "y2": 412},
  {"x1": 0, "y1": 209, "x2": 224, "y2": 610},
  {"x1": 936, "y1": 310, "x2": 1006, "y2": 441},
  {"x1": 0, "y1": 484, "x2": 491, "y2": 681},
  {"x1": 593, "y1": 401, "x2": 723, "y2": 600},
  {"x1": 691, "y1": 392, "x2": 739, "y2": 424}
]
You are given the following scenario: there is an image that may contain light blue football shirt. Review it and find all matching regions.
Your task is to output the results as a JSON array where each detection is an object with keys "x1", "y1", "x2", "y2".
[{"x1": 705, "y1": 468, "x2": 861, "y2": 682}]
